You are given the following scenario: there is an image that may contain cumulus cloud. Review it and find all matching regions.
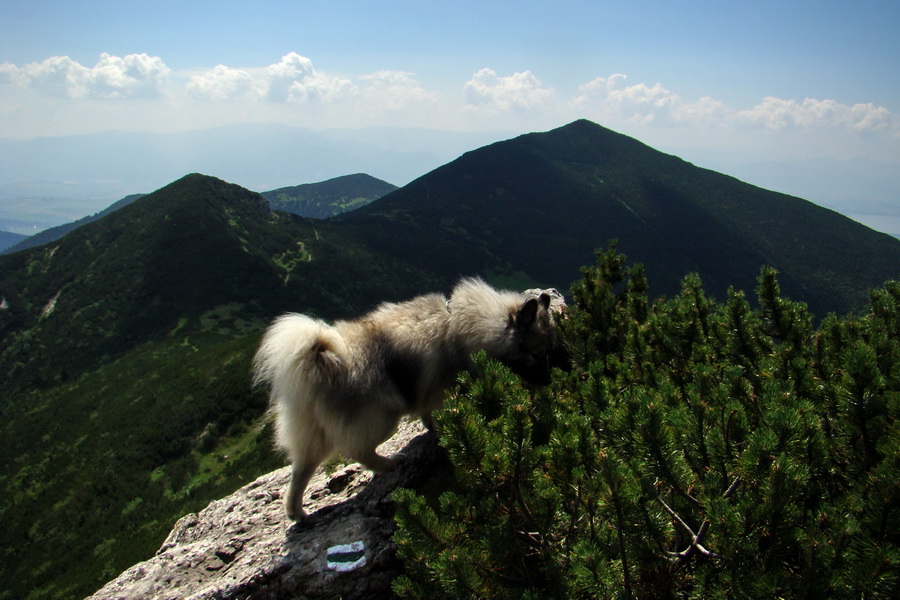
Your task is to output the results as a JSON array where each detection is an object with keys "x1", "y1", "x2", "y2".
[
  {"x1": 183, "y1": 53, "x2": 358, "y2": 104},
  {"x1": 464, "y1": 68, "x2": 554, "y2": 112},
  {"x1": 358, "y1": 70, "x2": 437, "y2": 110},
  {"x1": 263, "y1": 52, "x2": 356, "y2": 103},
  {"x1": 187, "y1": 65, "x2": 255, "y2": 101},
  {"x1": 3, "y1": 52, "x2": 896, "y2": 144},
  {"x1": 736, "y1": 97, "x2": 896, "y2": 132},
  {"x1": 675, "y1": 95, "x2": 732, "y2": 127},
  {"x1": 88, "y1": 53, "x2": 170, "y2": 98},
  {"x1": 0, "y1": 53, "x2": 170, "y2": 99},
  {"x1": 572, "y1": 73, "x2": 897, "y2": 135},
  {"x1": 573, "y1": 74, "x2": 691, "y2": 125},
  {"x1": 0, "y1": 52, "x2": 361, "y2": 104}
]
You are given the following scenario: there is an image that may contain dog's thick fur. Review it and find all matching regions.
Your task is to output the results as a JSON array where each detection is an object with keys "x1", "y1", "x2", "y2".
[{"x1": 252, "y1": 278, "x2": 556, "y2": 519}]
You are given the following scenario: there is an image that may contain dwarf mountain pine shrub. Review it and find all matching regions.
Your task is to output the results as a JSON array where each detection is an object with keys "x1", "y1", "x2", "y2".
[{"x1": 393, "y1": 244, "x2": 899, "y2": 599}]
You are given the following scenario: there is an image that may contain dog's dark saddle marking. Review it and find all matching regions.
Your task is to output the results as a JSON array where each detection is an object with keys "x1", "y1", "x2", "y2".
[{"x1": 383, "y1": 345, "x2": 422, "y2": 407}]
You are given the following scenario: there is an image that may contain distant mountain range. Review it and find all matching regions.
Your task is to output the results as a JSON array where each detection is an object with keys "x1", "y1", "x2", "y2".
[
  {"x1": 2, "y1": 194, "x2": 145, "y2": 254},
  {"x1": 1, "y1": 120, "x2": 898, "y2": 600},
  {"x1": 0, "y1": 124, "x2": 507, "y2": 214},
  {"x1": 0, "y1": 230, "x2": 27, "y2": 252}
]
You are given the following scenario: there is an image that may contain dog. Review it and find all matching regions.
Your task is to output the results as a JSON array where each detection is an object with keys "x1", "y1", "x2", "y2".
[{"x1": 252, "y1": 277, "x2": 557, "y2": 519}]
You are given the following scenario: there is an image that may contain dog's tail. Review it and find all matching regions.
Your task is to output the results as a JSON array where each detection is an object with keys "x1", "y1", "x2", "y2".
[{"x1": 252, "y1": 313, "x2": 348, "y2": 405}]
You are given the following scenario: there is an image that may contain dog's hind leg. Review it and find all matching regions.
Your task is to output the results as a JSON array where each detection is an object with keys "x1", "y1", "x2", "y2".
[
  {"x1": 284, "y1": 427, "x2": 332, "y2": 520},
  {"x1": 286, "y1": 461, "x2": 318, "y2": 520}
]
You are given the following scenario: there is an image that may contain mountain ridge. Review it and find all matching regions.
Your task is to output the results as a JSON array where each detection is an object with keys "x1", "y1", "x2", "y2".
[
  {"x1": 2, "y1": 193, "x2": 146, "y2": 255},
  {"x1": 0, "y1": 173, "x2": 397, "y2": 256},
  {"x1": 0, "y1": 173, "x2": 435, "y2": 393},
  {"x1": 0, "y1": 230, "x2": 27, "y2": 252}
]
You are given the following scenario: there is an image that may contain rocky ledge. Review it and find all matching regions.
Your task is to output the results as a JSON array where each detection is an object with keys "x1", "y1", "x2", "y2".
[{"x1": 88, "y1": 419, "x2": 441, "y2": 600}]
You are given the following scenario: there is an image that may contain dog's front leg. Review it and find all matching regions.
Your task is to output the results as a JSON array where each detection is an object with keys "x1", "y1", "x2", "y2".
[{"x1": 353, "y1": 449, "x2": 401, "y2": 473}]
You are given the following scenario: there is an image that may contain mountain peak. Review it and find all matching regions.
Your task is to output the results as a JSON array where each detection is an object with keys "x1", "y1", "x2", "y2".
[
  {"x1": 0, "y1": 174, "x2": 283, "y2": 390},
  {"x1": 152, "y1": 173, "x2": 272, "y2": 216},
  {"x1": 345, "y1": 119, "x2": 900, "y2": 316}
]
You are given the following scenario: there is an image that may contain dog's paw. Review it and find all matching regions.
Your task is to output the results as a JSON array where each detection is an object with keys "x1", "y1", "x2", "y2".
[{"x1": 285, "y1": 499, "x2": 308, "y2": 521}]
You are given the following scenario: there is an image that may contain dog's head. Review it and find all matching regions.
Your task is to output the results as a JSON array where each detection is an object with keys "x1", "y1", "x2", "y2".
[{"x1": 503, "y1": 292, "x2": 557, "y2": 386}]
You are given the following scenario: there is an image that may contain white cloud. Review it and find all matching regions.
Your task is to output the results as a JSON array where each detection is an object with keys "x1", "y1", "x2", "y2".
[
  {"x1": 572, "y1": 73, "x2": 898, "y2": 136},
  {"x1": 183, "y1": 53, "x2": 359, "y2": 105},
  {"x1": 0, "y1": 53, "x2": 170, "y2": 99},
  {"x1": 573, "y1": 74, "x2": 690, "y2": 125},
  {"x1": 187, "y1": 65, "x2": 255, "y2": 101},
  {"x1": 87, "y1": 53, "x2": 170, "y2": 99},
  {"x1": 1, "y1": 52, "x2": 896, "y2": 162},
  {"x1": 0, "y1": 55, "x2": 85, "y2": 97},
  {"x1": 263, "y1": 52, "x2": 356, "y2": 103},
  {"x1": 674, "y1": 95, "x2": 732, "y2": 127},
  {"x1": 464, "y1": 68, "x2": 554, "y2": 112},
  {"x1": 736, "y1": 97, "x2": 897, "y2": 132},
  {"x1": 358, "y1": 70, "x2": 437, "y2": 111}
]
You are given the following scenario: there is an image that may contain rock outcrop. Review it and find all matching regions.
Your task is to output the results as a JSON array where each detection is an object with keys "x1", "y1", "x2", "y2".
[{"x1": 88, "y1": 419, "x2": 441, "y2": 600}]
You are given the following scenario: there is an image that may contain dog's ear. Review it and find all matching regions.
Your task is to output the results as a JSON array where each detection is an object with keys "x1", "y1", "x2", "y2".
[
  {"x1": 515, "y1": 297, "x2": 540, "y2": 329},
  {"x1": 538, "y1": 292, "x2": 551, "y2": 311}
]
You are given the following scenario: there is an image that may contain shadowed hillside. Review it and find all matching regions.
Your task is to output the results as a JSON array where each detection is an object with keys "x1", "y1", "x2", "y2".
[
  {"x1": 0, "y1": 173, "x2": 436, "y2": 394},
  {"x1": 2, "y1": 194, "x2": 146, "y2": 255},
  {"x1": 343, "y1": 119, "x2": 900, "y2": 316}
]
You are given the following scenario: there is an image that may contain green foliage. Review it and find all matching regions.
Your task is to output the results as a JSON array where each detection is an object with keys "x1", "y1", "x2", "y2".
[
  {"x1": 393, "y1": 247, "x2": 900, "y2": 599},
  {"x1": 0, "y1": 331, "x2": 285, "y2": 600}
]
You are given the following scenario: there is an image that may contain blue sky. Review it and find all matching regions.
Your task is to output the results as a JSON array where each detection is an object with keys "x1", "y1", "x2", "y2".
[
  {"x1": 3, "y1": 1, "x2": 898, "y2": 103},
  {"x1": 1, "y1": 0, "x2": 899, "y2": 231},
  {"x1": 2, "y1": 1, "x2": 898, "y2": 146}
]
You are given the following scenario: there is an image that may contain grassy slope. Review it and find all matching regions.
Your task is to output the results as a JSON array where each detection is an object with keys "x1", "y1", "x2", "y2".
[{"x1": 0, "y1": 329, "x2": 283, "y2": 600}]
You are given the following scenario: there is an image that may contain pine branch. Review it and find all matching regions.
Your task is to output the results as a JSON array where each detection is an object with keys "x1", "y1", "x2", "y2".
[
  {"x1": 658, "y1": 497, "x2": 722, "y2": 564},
  {"x1": 723, "y1": 476, "x2": 741, "y2": 499}
]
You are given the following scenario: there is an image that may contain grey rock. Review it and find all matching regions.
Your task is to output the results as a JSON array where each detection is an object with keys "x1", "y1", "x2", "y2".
[{"x1": 87, "y1": 419, "x2": 441, "y2": 600}]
